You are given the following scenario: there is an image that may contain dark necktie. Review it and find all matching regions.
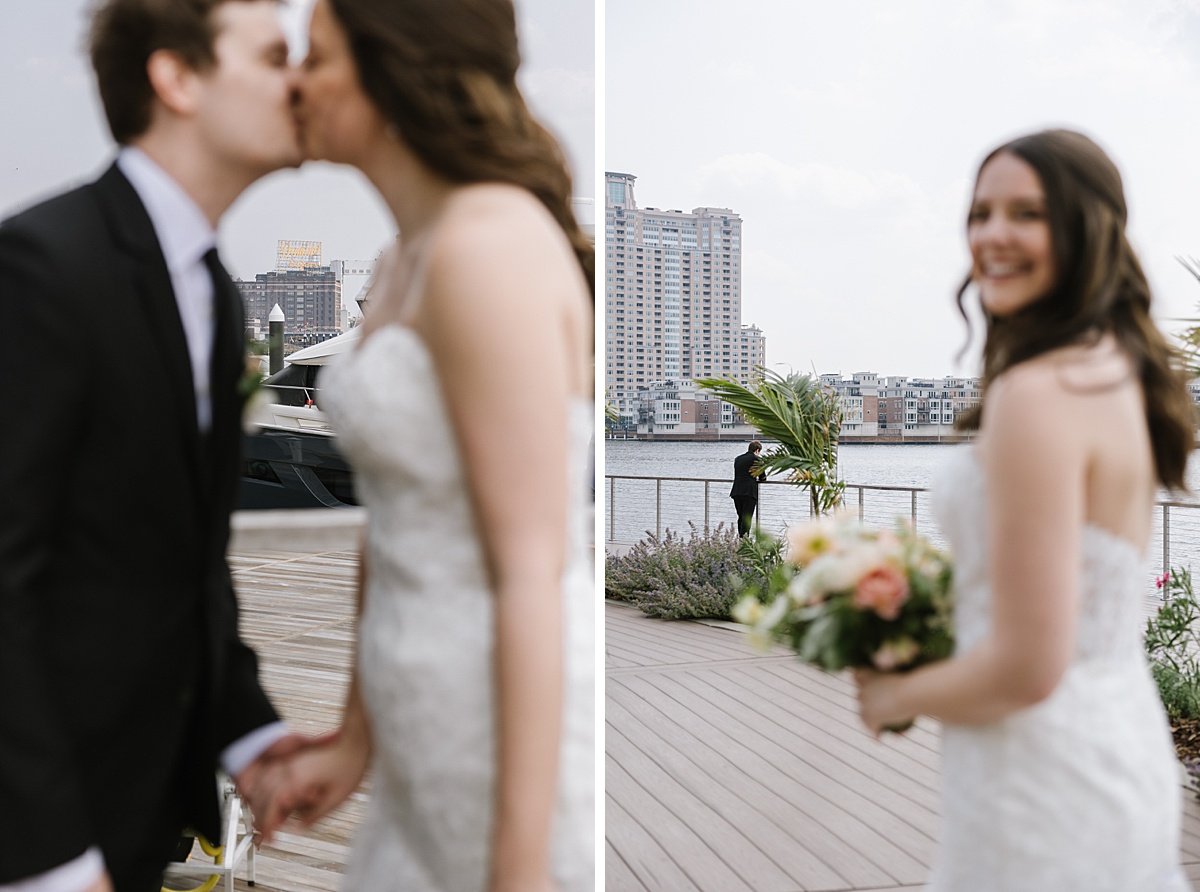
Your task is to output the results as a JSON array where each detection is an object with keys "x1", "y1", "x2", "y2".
[{"x1": 200, "y1": 247, "x2": 236, "y2": 489}]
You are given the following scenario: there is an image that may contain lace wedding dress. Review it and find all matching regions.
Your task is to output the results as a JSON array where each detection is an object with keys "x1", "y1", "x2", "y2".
[
  {"x1": 927, "y1": 447, "x2": 1187, "y2": 891},
  {"x1": 319, "y1": 324, "x2": 595, "y2": 891}
]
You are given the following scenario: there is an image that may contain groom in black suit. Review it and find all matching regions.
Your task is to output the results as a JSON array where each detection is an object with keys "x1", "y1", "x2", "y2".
[
  {"x1": 0, "y1": 2, "x2": 305, "y2": 890},
  {"x1": 730, "y1": 440, "x2": 763, "y2": 537}
]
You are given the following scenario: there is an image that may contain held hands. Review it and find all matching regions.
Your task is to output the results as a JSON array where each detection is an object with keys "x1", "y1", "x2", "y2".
[
  {"x1": 235, "y1": 727, "x2": 369, "y2": 845},
  {"x1": 853, "y1": 668, "x2": 916, "y2": 737}
]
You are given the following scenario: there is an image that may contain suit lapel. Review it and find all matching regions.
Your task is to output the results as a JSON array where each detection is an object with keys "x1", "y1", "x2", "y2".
[{"x1": 92, "y1": 164, "x2": 203, "y2": 489}]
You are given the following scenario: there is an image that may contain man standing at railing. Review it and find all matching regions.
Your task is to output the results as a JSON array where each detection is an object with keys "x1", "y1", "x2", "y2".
[{"x1": 730, "y1": 440, "x2": 762, "y2": 537}]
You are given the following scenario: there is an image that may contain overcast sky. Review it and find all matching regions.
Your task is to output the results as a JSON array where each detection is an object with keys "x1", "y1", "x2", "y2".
[
  {"x1": 1, "y1": 0, "x2": 593, "y2": 308},
  {"x1": 606, "y1": 0, "x2": 1200, "y2": 380}
]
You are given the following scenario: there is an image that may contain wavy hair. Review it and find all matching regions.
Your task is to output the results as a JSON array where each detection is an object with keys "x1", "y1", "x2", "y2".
[
  {"x1": 955, "y1": 129, "x2": 1193, "y2": 489},
  {"x1": 327, "y1": 0, "x2": 593, "y2": 299}
]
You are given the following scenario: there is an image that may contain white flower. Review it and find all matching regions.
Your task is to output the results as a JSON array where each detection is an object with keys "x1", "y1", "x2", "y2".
[
  {"x1": 785, "y1": 517, "x2": 840, "y2": 567},
  {"x1": 731, "y1": 595, "x2": 764, "y2": 625},
  {"x1": 805, "y1": 543, "x2": 879, "y2": 595},
  {"x1": 241, "y1": 386, "x2": 275, "y2": 434}
]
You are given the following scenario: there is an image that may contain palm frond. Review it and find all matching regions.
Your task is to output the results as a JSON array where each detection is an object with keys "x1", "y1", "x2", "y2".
[{"x1": 697, "y1": 368, "x2": 845, "y2": 514}]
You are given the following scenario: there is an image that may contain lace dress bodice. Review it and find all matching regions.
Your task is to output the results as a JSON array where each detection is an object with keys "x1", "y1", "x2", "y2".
[
  {"x1": 925, "y1": 447, "x2": 1185, "y2": 891},
  {"x1": 932, "y1": 447, "x2": 1147, "y2": 665},
  {"x1": 317, "y1": 324, "x2": 594, "y2": 892}
]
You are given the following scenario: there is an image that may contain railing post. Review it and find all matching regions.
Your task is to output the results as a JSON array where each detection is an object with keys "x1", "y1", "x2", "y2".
[
  {"x1": 703, "y1": 480, "x2": 710, "y2": 534},
  {"x1": 1162, "y1": 503, "x2": 1170, "y2": 580},
  {"x1": 911, "y1": 490, "x2": 918, "y2": 526},
  {"x1": 656, "y1": 478, "x2": 662, "y2": 538},
  {"x1": 609, "y1": 476, "x2": 616, "y2": 543},
  {"x1": 858, "y1": 487, "x2": 864, "y2": 522}
]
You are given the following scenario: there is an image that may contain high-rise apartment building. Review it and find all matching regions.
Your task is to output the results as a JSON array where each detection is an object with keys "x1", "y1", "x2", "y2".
[{"x1": 605, "y1": 172, "x2": 764, "y2": 429}]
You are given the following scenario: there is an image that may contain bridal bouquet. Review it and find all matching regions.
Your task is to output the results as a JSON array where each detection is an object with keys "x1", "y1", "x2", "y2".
[{"x1": 733, "y1": 514, "x2": 954, "y2": 673}]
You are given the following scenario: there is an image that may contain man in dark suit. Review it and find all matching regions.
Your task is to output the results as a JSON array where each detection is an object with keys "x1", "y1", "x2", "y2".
[
  {"x1": 0, "y1": 2, "x2": 305, "y2": 890},
  {"x1": 730, "y1": 440, "x2": 763, "y2": 537}
]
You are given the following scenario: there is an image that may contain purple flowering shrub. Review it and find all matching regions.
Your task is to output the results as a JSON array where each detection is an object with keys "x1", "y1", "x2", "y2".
[{"x1": 605, "y1": 523, "x2": 758, "y2": 619}]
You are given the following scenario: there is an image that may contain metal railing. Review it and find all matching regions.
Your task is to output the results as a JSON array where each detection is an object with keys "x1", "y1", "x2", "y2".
[{"x1": 604, "y1": 473, "x2": 1200, "y2": 580}]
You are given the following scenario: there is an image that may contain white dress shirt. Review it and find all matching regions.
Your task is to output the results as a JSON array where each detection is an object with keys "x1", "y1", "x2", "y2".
[
  {"x1": 2, "y1": 151, "x2": 287, "y2": 891},
  {"x1": 118, "y1": 146, "x2": 217, "y2": 431}
]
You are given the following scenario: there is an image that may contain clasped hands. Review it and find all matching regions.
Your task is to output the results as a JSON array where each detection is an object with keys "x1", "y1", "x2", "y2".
[{"x1": 234, "y1": 727, "x2": 370, "y2": 845}]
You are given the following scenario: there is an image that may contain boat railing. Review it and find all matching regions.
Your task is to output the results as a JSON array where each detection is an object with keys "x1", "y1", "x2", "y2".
[{"x1": 603, "y1": 473, "x2": 1200, "y2": 583}]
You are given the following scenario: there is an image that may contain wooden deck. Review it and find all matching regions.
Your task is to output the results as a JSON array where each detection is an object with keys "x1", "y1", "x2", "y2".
[
  {"x1": 216, "y1": 545, "x2": 363, "y2": 892},
  {"x1": 605, "y1": 600, "x2": 1200, "y2": 892}
]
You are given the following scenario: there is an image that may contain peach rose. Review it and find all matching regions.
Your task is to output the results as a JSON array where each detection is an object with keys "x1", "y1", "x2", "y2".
[{"x1": 852, "y1": 563, "x2": 909, "y2": 620}]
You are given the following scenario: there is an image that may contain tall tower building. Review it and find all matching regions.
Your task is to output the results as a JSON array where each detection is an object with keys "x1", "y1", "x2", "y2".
[{"x1": 605, "y1": 172, "x2": 761, "y2": 427}]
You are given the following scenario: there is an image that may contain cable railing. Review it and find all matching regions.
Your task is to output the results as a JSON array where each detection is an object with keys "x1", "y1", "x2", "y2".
[{"x1": 604, "y1": 474, "x2": 1200, "y2": 590}]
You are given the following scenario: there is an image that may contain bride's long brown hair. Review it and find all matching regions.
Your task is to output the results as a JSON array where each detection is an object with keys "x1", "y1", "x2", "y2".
[
  {"x1": 327, "y1": 0, "x2": 594, "y2": 300},
  {"x1": 955, "y1": 129, "x2": 1194, "y2": 490}
]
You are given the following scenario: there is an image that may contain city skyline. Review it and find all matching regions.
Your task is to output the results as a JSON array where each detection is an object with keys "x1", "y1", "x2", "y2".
[
  {"x1": 606, "y1": 0, "x2": 1200, "y2": 380},
  {"x1": 1, "y1": 0, "x2": 594, "y2": 290}
]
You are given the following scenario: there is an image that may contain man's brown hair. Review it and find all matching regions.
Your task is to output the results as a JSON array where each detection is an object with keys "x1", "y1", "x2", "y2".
[{"x1": 88, "y1": 0, "x2": 259, "y2": 143}]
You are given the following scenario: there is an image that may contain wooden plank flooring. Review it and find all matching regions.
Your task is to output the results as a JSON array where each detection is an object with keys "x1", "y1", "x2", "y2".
[
  {"x1": 205, "y1": 546, "x2": 364, "y2": 891},
  {"x1": 605, "y1": 600, "x2": 1200, "y2": 892}
]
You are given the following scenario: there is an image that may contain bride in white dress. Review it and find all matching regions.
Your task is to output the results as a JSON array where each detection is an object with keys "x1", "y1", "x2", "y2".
[
  {"x1": 855, "y1": 129, "x2": 1193, "y2": 890},
  {"x1": 250, "y1": 1, "x2": 595, "y2": 890}
]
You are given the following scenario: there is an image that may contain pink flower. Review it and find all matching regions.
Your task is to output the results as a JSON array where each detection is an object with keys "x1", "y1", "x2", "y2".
[
  {"x1": 852, "y1": 564, "x2": 910, "y2": 620},
  {"x1": 1156, "y1": 572, "x2": 1170, "y2": 590}
]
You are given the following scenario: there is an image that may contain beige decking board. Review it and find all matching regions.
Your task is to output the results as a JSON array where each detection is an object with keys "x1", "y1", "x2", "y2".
[
  {"x1": 606, "y1": 609, "x2": 762, "y2": 663},
  {"x1": 606, "y1": 600, "x2": 1200, "y2": 892},
  {"x1": 722, "y1": 665, "x2": 943, "y2": 798},
  {"x1": 604, "y1": 620, "x2": 743, "y2": 666},
  {"x1": 603, "y1": 795, "x2": 694, "y2": 891},
  {"x1": 758, "y1": 660, "x2": 943, "y2": 755},
  {"x1": 606, "y1": 747, "x2": 759, "y2": 890},
  {"x1": 198, "y1": 544, "x2": 367, "y2": 891},
  {"x1": 631, "y1": 670, "x2": 935, "y2": 883},
  {"x1": 604, "y1": 838, "x2": 653, "y2": 892},
  {"x1": 659, "y1": 668, "x2": 941, "y2": 842},
  {"x1": 609, "y1": 679, "x2": 869, "y2": 890}
]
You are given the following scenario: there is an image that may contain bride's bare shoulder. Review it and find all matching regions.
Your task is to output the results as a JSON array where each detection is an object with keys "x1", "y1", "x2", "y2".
[
  {"x1": 442, "y1": 183, "x2": 557, "y2": 234},
  {"x1": 994, "y1": 337, "x2": 1134, "y2": 403}
]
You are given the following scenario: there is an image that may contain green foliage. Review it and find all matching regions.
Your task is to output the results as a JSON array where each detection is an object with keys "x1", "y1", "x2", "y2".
[
  {"x1": 604, "y1": 523, "x2": 758, "y2": 619},
  {"x1": 696, "y1": 368, "x2": 845, "y2": 515},
  {"x1": 732, "y1": 527, "x2": 790, "y2": 604},
  {"x1": 1145, "y1": 568, "x2": 1200, "y2": 721}
]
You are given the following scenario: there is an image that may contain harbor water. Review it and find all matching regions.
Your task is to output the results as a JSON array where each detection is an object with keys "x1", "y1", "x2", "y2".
[{"x1": 604, "y1": 440, "x2": 1200, "y2": 582}]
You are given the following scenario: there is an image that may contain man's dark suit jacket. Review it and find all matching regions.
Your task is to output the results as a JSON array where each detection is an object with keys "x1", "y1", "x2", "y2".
[
  {"x1": 0, "y1": 164, "x2": 278, "y2": 887},
  {"x1": 730, "y1": 449, "x2": 760, "y2": 498}
]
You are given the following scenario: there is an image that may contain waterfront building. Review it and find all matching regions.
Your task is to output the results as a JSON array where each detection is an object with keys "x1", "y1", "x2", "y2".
[
  {"x1": 635, "y1": 379, "x2": 756, "y2": 440},
  {"x1": 605, "y1": 172, "x2": 766, "y2": 433},
  {"x1": 820, "y1": 372, "x2": 880, "y2": 438},
  {"x1": 841, "y1": 373, "x2": 981, "y2": 442},
  {"x1": 236, "y1": 241, "x2": 344, "y2": 347}
]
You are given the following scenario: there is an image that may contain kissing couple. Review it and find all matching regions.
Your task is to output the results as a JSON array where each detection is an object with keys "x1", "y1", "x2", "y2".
[{"x1": 0, "y1": 1, "x2": 594, "y2": 890}]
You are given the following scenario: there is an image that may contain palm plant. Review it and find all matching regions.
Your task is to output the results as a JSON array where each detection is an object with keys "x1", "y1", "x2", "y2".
[{"x1": 696, "y1": 368, "x2": 845, "y2": 516}]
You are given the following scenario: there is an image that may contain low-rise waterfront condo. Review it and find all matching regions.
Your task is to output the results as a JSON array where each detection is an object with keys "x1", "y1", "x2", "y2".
[{"x1": 820, "y1": 372, "x2": 983, "y2": 442}]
